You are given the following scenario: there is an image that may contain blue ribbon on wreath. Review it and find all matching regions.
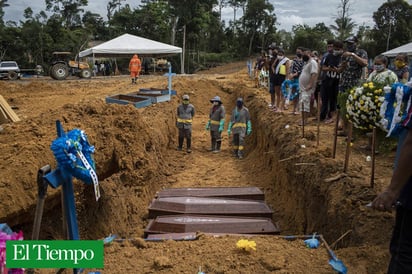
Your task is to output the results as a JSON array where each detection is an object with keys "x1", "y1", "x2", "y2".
[
  {"x1": 50, "y1": 129, "x2": 96, "y2": 184},
  {"x1": 381, "y1": 83, "x2": 412, "y2": 138},
  {"x1": 281, "y1": 79, "x2": 299, "y2": 101}
]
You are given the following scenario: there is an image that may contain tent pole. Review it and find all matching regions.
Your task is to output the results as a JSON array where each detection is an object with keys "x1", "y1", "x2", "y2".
[
  {"x1": 181, "y1": 52, "x2": 184, "y2": 75},
  {"x1": 92, "y1": 53, "x2": 95, "y2": 77},
  {"x1": 182, "y1": 25, "x2": 186, "y2": 74}
]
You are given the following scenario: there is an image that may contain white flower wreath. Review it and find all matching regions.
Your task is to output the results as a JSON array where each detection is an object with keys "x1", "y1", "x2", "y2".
[{"x1": 346, "y1": 82, "x2": 385, "y2": 130}]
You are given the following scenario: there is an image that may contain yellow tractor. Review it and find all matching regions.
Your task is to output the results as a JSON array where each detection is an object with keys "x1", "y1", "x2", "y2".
[{"x1": 50, "y1": 52, "x2": 92, "y2": 80}]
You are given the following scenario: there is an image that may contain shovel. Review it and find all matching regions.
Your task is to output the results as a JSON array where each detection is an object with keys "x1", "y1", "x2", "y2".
[
  {"x1": 32, "y1": 165, "x2": 51, "y2": 240},
  {"x1": 27, "y1": 165, "x2": 51, "y2": 274},
  {"x1": 320, "y1": 235, "x2": 347, "y2": 274}
]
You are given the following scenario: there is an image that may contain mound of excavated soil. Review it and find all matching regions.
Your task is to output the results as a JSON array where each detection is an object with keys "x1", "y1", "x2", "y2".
[{"x1": 0, "y1": 62, "x2": 395, "y2": 273}]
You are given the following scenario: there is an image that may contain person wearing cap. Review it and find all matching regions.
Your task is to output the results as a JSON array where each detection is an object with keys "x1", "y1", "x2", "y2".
[
  {"x1": 338, "y1": 36, "x2": 368, "y2": 91},
  {"x1": 337, "y1": 35, "x2": 368, "y2": 136},
  {"x1": 206, "y1": 96, "x2": 226, "y2": 153},
  {"x1": 176, "y1": 94, "x2": 195, "y2": 153},
  {"x1": 129, "y1": 54, "x2": 142, "y2": 84},
  {"x1": 227, "y1": 98, "x2": 252, "y2": 159}
]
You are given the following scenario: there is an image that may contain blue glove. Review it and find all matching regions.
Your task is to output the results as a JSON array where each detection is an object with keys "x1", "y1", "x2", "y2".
[
  {"x1": 218, "y1": 119, "x2": 225, "y2": 132},
  {"x1": 205, "y1": 120, "x2": 211, "y2": 131},
  {"x1": 304, "y1": 234, "x2": 319, "y2": 249},
  {"x1": 304, "y1": 238, "x2": 319, "y2": 249},
  {"x1": 227, "y1": 121, "x2": 233, "y2": 136},
  {"x1": 246, "y1": 120, "x2": 252, "y2": 135}
]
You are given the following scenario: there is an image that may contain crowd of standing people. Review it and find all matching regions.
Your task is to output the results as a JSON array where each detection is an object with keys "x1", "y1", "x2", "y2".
[
  {"x1": 252, "y1": 36, "x2": 412, "y2": 274},
  {"x1": 253, "y1": 36, "x2": 410, "y2": 133}
]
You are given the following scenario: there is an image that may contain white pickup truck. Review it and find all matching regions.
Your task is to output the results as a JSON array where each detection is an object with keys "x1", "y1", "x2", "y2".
[{"x1": 0, "y1": 61, "x2": 21, "y2": 80}]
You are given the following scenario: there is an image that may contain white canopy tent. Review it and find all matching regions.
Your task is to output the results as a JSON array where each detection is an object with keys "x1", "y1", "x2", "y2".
[
  {"x1": 79, "y1": 33, "x2": 183, "y2": 73},
  {"x1": 381, "y1": 42, "x2": 412, "y2": 57}
]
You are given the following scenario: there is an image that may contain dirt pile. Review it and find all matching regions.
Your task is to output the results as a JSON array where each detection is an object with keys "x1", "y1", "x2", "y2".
[{"x1": 0, "y1": 63, "x2": 395, "y2": 273}]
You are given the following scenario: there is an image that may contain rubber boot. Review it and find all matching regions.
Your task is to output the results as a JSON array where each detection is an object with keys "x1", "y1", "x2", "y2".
[
  {"x1": 177, "y1": 137, "x2": 184, "y2": 151},
  {"x1": 131, "y1": 78, "x2": 135, "y2": 84},
  {"x1": 186, "y1": 138, "x2": 192, "y2": 153},
  {"x1": 214, "y1": 141, "x2": 221, "y2": 153},
  {"x1": 238, "y1": 150, "x2": 244, "y2": 159},
  {"x1": 210, "y1": 138, "x2": 216, "y2": 152}
]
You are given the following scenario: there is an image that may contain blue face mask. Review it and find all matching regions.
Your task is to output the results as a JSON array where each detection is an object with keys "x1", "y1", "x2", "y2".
[{"x1": 374, "y1": 64, "x2": 385, "y2": 72}]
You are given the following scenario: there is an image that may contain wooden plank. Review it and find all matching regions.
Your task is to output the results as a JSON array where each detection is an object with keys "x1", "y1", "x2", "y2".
[
  {"x1": 0, "y1": 95, "x2": 20, "y2": 122},
  {"x1": 0, "y1": 105, "x2": 9, "y2": 124}
]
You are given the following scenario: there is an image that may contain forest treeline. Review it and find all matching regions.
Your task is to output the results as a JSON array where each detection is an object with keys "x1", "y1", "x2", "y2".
[{"x1": 0, "y1": 0, "x2": 411, "y2": 73}]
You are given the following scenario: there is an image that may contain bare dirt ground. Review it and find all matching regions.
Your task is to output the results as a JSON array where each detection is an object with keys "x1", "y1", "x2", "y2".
[{"x1": 0, "y1": 62, "x2": 397, "y2": 273}]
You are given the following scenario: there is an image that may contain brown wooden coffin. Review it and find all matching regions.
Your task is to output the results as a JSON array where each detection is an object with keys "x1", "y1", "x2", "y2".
[
  {"x1": 148, "y1": 196, "x2": 273, "y2": 219},
  {"x1": 144, "y1": 214, "x2": 280, "y2": 236},
  {"x1": 145, "y1": 232, "x2": 198, "y2": 241},
  {"x1": 155, "y1": 187, "x2": 265, "y2": 201}
]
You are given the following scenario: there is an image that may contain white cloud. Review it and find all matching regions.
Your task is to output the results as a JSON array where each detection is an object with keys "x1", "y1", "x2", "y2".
[
  {"x1": 3, "y1": 0, "x2": 412, "y2": 32},
  {"x1": 277, "y1": 14, "x2": 304, "y2": 29},
  {"x1": 272, "y1": 0, "x2": 412, "y2": 31},
  {"x1": 3, "y1": 0, "x2": 141, "y2": 22}
]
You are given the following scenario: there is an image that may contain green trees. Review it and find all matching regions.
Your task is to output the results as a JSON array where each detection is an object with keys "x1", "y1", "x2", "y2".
[
  {"x1": 372, "y1": 0, "x2": 412, "y2": 53},
  {"x1": 45, "y1": 0, "x2": 89, "y2": 28},
  {"x1": 290, "y1": 23, "x2": 333, "y2": 54},
  {"x1": 0, "y1": 0, "x2": 410, "y2": 73},
  {"x1": 329, "y1": 0, "x2": 356, "y2": 41},
  {"x1": 242, "y1": 0, "x2": 275, "y2": 56}
]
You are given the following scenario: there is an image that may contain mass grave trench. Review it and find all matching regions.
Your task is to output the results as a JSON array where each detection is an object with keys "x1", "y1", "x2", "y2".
[{"x1": 3, "y1": 83, "x2": 363, "y2": 248}]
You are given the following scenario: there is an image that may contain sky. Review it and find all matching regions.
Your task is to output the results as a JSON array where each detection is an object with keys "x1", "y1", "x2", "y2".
[{"x1": 3, "y1": 0, "x2": 412, "y2": 32}]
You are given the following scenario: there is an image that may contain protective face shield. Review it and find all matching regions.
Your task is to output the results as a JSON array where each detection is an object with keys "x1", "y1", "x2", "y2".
[
  {"x1": 236, "y1": 98, "x2": 243, "y2": 108},
  {"x1": 182, "y1": 94, "x2": 190, "y2": 104}
]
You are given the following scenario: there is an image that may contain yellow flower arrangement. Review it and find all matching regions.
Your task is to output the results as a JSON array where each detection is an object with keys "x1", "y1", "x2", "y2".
[
  {"x1": 236, "y1": 239, "x2": 256, "y2": 252},
  {"x1": 346, "y1": 81, "x2": 385, "y2": 130}
]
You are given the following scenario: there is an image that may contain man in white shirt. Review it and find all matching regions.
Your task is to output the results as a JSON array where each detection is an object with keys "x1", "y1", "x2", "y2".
[{"x1": 298, "y1": 48, "x2": 319, "y2": 125}]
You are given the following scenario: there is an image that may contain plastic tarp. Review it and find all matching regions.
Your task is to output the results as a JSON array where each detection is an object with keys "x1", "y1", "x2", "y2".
[
  {"x1": 79, "y1": 33, "x2": 182, "y2": 58},
  {"x1": 381, "y1": 42, "x2": 412, "y2": 57}
]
